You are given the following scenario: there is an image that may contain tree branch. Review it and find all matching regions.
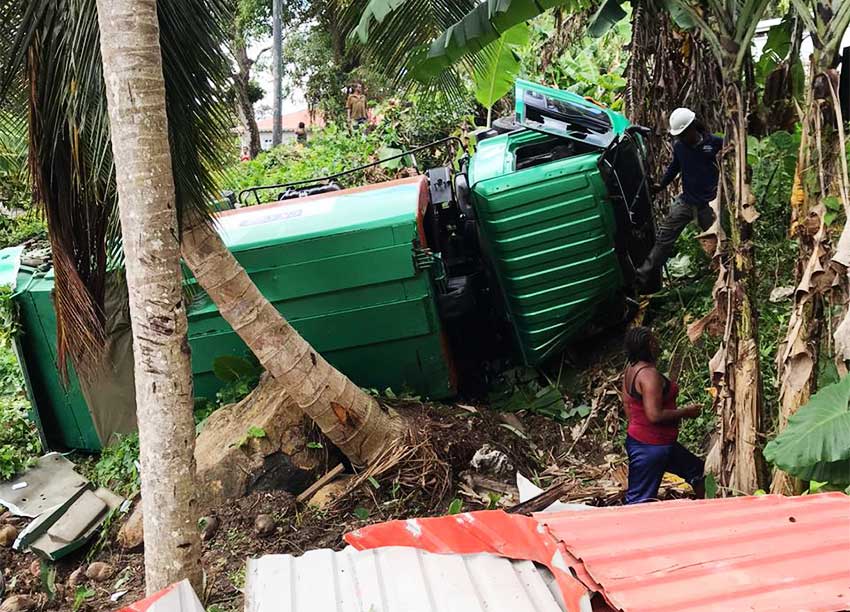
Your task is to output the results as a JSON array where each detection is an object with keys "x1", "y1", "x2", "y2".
[{"x1": 252, "y1": 46, "x2": 273, "y2": 63}]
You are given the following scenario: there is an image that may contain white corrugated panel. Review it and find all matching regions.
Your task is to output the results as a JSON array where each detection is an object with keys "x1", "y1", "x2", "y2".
[{"x1": 245, "y1": 546, "x2": 566, "y2": 612}]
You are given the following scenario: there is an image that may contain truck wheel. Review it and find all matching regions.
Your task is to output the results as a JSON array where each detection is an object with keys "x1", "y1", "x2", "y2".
[{"x1": 491, "y1": 114, "x2": 520, "y2": 133}]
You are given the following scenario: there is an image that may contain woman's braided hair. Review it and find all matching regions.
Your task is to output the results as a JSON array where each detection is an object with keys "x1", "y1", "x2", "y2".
[{"x1": 624, "y1": 326, "x2": 655, "y2": 364}]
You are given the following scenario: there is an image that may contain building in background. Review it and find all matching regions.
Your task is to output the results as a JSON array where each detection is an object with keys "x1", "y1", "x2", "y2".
[{"x1": 237, "y1": 109, "x2": 324, "y2": 151}]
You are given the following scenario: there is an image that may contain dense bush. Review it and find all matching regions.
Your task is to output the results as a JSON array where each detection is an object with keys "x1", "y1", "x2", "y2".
[{"x1": 0, "y1": 286, "x2": 41, "y2": 479}]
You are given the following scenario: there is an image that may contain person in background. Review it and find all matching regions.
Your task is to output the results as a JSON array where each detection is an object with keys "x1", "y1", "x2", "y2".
[
  {"x1": 635, "y1": 108, "x2": 724, "y2": 290},
  {"x1": 295, "y1": 121, "x2": 307, "y2": 145},
  {"x1": 346, "y1": 83, "x2": 368, "y2": 127},
  {"x1": 240, "y1": 146, "x2": 250, "y2": 162},
  {"x1": 622, "y1": 326, "x2": 705, "y2": 504}
]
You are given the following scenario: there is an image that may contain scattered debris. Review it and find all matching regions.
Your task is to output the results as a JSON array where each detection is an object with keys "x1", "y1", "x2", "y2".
[
  {"x1": 0, "y1": 454, "x2": 86, "y2": 518},
  {"x1": 509, "y1": 473, "x2": 591, "y2": 515},
  {"x1": 253, "y1": 514, "x2": 276, "y2": 538},
  {"x1": 470, "y1": 445, "x2": 513, "y2": 477},
  {"x1": 198, "y1": 515, "x2": 220, "y2": 542},
  {"x1": 0, "y1": 453, "x2": 124, "y2": 561},
  {"x1": 117, "y1": 579, "x2": 204, "y2": 612},
  {"x1": 307, "y1": 476, "x2": 356, "y2": 509},
  {"x1": 295, "y1": 464, "x2": 344, "y2": 504}
]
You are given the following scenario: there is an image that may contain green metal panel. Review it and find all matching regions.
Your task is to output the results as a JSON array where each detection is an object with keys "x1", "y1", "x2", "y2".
[
  {"x1": 14, "y1": 177, "x2": 454, "y2": 451},
  {"x1": 13, "y1": 269, "x2": 102, "y2": 451},
  {"x1": 188, "y1": 177, "x2": 453, "y2": 402},
  {"x1": 469, "y1": 130, "x2": 622, "y2": 365}
]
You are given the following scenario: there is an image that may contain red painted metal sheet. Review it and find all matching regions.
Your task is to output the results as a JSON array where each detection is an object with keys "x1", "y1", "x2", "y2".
[
  {"x1": 345, "y1": 510, "x2": 593, "y2": 612},
  {"x1": 536, "y1": 493, "x2": 850, "y2": 612}
]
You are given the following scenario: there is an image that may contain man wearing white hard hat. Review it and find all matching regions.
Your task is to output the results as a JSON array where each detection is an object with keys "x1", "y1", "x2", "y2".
[{"x1": 635, "y1": 108, "x2": 723, "y2": 291}]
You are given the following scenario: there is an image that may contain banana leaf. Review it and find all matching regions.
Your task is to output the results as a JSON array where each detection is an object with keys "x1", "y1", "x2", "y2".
[
  {"x1": 473, "y1": 23, "x2": 530, "y2": 115},
  {"x1": 763, "y1": 374, "x2": 850, "y2": 485},
  {"x1": 412, "y1": 0, "x2": 573, "y2": 81},
  {"x1": 587, "y1": 0, "x2": 627, "y2": 38}
]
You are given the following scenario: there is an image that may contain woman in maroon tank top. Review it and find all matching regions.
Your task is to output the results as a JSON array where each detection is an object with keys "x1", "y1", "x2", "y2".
[{"x1": 622, "y1": 326, "x2": 706, "y2": 504}]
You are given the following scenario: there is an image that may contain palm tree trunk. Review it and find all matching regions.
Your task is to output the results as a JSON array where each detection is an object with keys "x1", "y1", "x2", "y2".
[
  {"x1": 181, "y1": 220, "x2": 406, "y2": 466},
  {"x1": 712, "y1": 76, "x2": 767, "y2": 495},
  {"x1": 96, "y1": 0, "x2": 202, "y2": 594}
]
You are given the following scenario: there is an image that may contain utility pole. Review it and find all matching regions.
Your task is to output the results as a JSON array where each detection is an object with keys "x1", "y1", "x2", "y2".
[{"x1": 271, "y1": 0, "x2": 283, "y2": 147}]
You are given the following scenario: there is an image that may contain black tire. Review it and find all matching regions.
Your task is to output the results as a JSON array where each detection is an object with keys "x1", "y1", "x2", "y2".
[{"x1": 491, "y1": 114, "x2": 520, "y2": 133}]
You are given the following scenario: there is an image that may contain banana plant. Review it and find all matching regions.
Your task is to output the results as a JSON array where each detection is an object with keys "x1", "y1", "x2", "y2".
[
  {"x1": 473, "y1": 23, "x2": 530, "y2": 126},
  {"x1": 771, "y1": 0, "x2": 850, "y2": 495}
]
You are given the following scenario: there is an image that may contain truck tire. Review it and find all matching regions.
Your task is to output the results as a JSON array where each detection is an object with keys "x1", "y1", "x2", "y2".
[{"x1": 491, "y1": 114, "x2": 520, "y2": 133}]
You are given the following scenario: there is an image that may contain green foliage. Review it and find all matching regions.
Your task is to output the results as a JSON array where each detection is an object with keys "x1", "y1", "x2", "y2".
[
  {"x1": 763, "y1": 375, "x2": 850, "y2": 485},
  {"x1": 447, "y1": 498, "x2": 463, "y2": 514},
  {"x1": 0, "y1": 211, "x2": 46, "y2": 249},
  {"x1": 222, "y1": 122, "x2": 406, "y2": 202},
  {"x1": 237, "y1": 424, "x2": 267, "y2": 449},
  {"x1": 412, "y1": 0, "x2": 585, "y2": 81},
  {"x1": 212, "y1": 355, "x2": 261, "y2": 406},
  {"x1": 213, "y1": 355, "x2": 260, "y2": 384},
  {"x1": 93, "y1": 434, "x2": 140, "y2": 497},
  {"x1": 473, "y1": 24, "x2": 530, "y2": 120},
  {"x1": 0, "y1": 113, "x2": 29, "y2": 211},
  {"x1": 72, "y1": 586, "x2": 96, "y2": 612},
  {"x1": 0, "y1": 285, "x2": 40, "y2": 479},
  {"x1": 353, "y1": 506, "x2": 370, "y2": 520},
  {"x1": 488, "y1": 367, "x2": 570, "y2": 420},
  {"x1": 0, "y1": 395, "x2": 40, "y2": 480}
]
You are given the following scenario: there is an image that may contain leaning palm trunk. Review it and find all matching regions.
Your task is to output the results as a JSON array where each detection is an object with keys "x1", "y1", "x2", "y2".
[
  {"x1": 96, "y1": 0, "x2": 202, "y2": 594},
  {"x1": 181, "y1": 220, "x2": 406, "y2": 466},
  {"x1": 709, "y1": 77, "x2": 767, "y2": 494}
]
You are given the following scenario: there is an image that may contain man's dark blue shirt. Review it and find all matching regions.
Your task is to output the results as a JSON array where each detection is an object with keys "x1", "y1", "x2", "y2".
[{"x1": 659, "y1": 134, "x2": 723, "y2": 206}]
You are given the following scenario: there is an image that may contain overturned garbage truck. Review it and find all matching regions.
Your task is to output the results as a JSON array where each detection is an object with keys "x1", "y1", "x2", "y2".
[{"x1": 11, "y1": 81, "x2": 656, "y2": 451}]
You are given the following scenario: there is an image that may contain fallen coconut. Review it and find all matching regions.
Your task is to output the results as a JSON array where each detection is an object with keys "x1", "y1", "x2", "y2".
[
  {"x1": 0, "y1": 595, "x2": 35, "y2": 612},
  {"x1": 85, "y1": 562, "x2": 114, "y2": 582},
  {"x1": 67, "y1": 568, "x2": 84, "y2": 589},
  {"x1": 0, "y1": 526, "x2": 17, "y2": 548}
]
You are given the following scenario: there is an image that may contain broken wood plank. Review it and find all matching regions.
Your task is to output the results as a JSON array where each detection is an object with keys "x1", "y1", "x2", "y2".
[
  {"x1": 296, "y1": 464, "x2": 344, "y2": 504},
  {"x1": 506, "y1": 479, "x2": 575, "y2": 515}
]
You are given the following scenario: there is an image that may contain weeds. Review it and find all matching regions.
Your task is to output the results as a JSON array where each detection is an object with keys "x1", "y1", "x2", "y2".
[
  {"x1": 0, "y1": 285, "x2": 40, "y2": 479},
  {"x1": 92, "y1": 434, "x2": 140, "y2": 497}
]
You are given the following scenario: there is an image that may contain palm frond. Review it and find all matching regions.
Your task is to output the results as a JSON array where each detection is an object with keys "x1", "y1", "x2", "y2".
[
  {"x1": 0, "y1": 0, "x2": 234, "y2": 378},
  {"x1": 335, "y1": 0, "x2": 480, "y2": 105}
]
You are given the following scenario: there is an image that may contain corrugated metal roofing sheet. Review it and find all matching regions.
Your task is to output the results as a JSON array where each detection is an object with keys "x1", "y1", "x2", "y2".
[
  {"x1": 536, "y1": 493, "x2": 850, "y2": 612},
  {"x1": 244, "y1": 546, "x2": 568, "y2": 612},
  {"x1": 345, "y1": 494, "x2": 850, "y2": 612}
]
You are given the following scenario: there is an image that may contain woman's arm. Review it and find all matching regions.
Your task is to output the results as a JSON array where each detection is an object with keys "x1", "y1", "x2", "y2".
[{"x1": 638, "y1": 370, "x2": 700, "y2": 424}]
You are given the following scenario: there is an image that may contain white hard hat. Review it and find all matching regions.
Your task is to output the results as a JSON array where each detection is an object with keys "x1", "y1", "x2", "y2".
[{"x1": 669, "y1": 107, "x2": 696, "y2": 136}]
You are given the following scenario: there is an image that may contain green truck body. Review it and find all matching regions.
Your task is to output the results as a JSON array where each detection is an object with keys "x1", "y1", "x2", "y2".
[{"x1": 10, "y1": 81, "x2": 656, "y2": 451}]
